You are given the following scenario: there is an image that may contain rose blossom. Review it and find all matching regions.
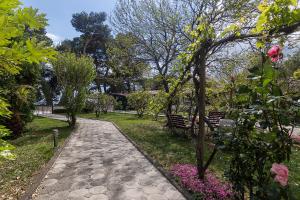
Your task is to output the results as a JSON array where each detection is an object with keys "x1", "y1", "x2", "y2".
[
  {"x1": 267, "y1": 45, "x2": 283, "y2": 62},
  {"x1": 270, "y1": 163, "x2": 289, "y2": 186}
]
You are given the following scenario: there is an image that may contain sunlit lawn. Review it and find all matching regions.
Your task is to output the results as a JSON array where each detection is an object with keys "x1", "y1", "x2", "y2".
[
  {"x1": 0, "y1": 117, "x2": 72, "y2": 199},
  {"x1": 79, "y1": 112, "x2": 300, "y2": 197}
]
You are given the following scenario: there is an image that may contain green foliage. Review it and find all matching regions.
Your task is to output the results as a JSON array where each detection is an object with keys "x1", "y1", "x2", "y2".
[
  {"x1": 293, "y1": 69, "x2": 300, "y2": 80},
  {"x1": 89, "y1": 93, "x2": 116, "y2": 116},
  {"x1": 128, "y1": 91, "x2": 151, "y2": 118},
  {"x1": 53, "y1": 53, "x2": 95, "y2": 126},
  {"x1": 0, "y1": 1, "x2": 56, "y2": 75},
  {"x1": 0, "y1": 0, "x2": 56, "y2": 159},
  {"x1": 254, "y1": 0, "x2": 300, "y2": 34},
  {"x1": 147, "y1": 91, "x2": 168, "y2": 120},
  {"x1": 107, "y1": 33, "x2": 148, "y2": 92}
]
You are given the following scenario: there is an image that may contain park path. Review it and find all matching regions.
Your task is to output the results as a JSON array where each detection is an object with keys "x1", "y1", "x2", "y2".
[{"x1": 32, "y1": 114, "x2": 185, "y2": 200}]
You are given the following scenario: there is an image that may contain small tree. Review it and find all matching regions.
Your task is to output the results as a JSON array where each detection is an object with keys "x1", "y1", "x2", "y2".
[
  {"x1": 128, "y1": 91, "x2": 151, "y2": 118},
  {"x1": 53, "y1": 53, "x2": 95, "y2": 126},
  {"x1": 89, "y1": 93, "x2": 116, "y2": 117}
]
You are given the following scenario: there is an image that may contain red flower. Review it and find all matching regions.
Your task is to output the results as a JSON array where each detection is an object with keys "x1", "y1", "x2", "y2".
[{"x1": 267, "y1": 45, "x2": 283, "y2": 62}]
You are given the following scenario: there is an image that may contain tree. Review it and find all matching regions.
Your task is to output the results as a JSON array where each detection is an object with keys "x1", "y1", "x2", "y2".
[
  {"x1": 128, "y1": 91, "x2": 151, "y2": 118},
  {"x1": 69, "y1": 12, "x2": 112, "y2": 92},
  {"x1": 71, "y1": 12, "x2": 111, "y2": 55},
  {"x1": 0, "y1": 0, "x2": 56, "y2": 158},
  {"x1": 112, "y1": 0, "x2": 188, "y2": 113},
  {"x1": 53, "y1": 53, "x2": 95, "y2": 127},
  {"x1": 107, "y1": 33, "x2": 149, "y2": 93},
  {"x1": 40, "y1": 63, "x2": 61, "y2": 112}
]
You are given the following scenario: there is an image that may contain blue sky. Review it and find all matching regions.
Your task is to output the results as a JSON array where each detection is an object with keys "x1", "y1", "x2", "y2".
[{"x1": 22, "y1": 0, "x2": 117, "y2": 44}]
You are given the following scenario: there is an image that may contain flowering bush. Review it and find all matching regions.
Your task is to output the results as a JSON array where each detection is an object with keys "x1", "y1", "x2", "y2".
[
  {"x1": 215, "y1": 45, "x2": 298, "y2": 199},
  {"x1": 171, "y1": 164, "x2": 233, "y2": 200}
]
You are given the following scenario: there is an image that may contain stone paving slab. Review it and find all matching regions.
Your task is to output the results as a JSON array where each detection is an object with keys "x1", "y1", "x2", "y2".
[{"x1": 32, "y1": 114, "x2": 185, "y2": 200}]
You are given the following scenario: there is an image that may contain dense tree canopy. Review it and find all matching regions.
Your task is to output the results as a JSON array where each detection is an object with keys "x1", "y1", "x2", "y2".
[{"x1": 107, "y1": 33, "x2": 149, "y2": 93}]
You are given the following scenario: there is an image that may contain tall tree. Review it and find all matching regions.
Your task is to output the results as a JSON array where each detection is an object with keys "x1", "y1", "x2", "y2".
[
  {"x1": 71, "y1": 12, "x2": 112, "y2": 92},
  {"x1": 107, "y1": 33, "x2": 149, "y2": 93},
  {"x1": 112, "y1": 0, "x2": 188, "y2": 113}
]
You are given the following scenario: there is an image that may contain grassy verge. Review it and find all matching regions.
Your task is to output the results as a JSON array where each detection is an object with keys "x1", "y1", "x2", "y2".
[
  {"x1": 0, "y1": 117, "x2": 72, "y2": 199},
  {"x1": 79, "y1": 112, "x2": 300, "y2": 196}
]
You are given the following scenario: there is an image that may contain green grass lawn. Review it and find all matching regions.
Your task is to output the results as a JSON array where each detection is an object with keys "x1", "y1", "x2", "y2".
[
  {"x1": 79, "y1": 112, "x2": 300, "y2": 196},
  {"x1": 0, "y1": 117, "x2": 72, "y2": 199}
]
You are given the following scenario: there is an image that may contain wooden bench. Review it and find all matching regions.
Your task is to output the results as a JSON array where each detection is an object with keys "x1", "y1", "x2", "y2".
[
  {"x1": 208, "y1": 111, "x2": 225, "y2": 128},
  {"x1": 167, "y1": 114, "x2": 191, "y2": 135}
]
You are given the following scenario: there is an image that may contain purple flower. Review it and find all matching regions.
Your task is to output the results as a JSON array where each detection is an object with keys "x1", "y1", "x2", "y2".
[{"x1": 170, "y1": 164, "x2": 234, "y2": 200}]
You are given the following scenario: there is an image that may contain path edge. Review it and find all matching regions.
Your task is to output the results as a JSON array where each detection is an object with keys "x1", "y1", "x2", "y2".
[
  {"x1": 19, "y1": 120, "x2": 78, "y2": 200},
  {"x1": 110, "y1": 121, "x2": 193, "y2": 200}
]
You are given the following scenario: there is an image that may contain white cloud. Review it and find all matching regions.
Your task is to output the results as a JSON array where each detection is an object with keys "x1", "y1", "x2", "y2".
[{"x1": 46, "y1": 33, "x2": 64, "y2": 45}]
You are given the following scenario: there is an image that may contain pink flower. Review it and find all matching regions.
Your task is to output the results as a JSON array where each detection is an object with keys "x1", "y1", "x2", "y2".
[
  {"x1": 170, "y1": 164, "x2": 233, "y2": 199},
  {"x1": 267, "y1": 45, "x2": 283, "y2": 62},
  {"x1": 291, "y1": 134, "x2": 300, "y2": 144},
  {"x1": 270, "y1": 163, "x2": 289, "y2": 186}
]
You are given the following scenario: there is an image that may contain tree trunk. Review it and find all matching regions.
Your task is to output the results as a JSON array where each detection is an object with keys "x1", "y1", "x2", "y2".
[
  {"x1": 51, "y1": 99, "x2": 54, "y2": 114},
  {"x1": 196, "y1": 60, "x2": 206, "y2": 179},
  {"x1": 68, "y1": 113, "x2": 76, "y2": 127},
  {"x1": 83, "y1": 37, "x2": 93, "y2": 55},
  {"x1": 162, "y1": 78, "x2": 173, "y2": 116},
  {"x1": 71, "y1": 114, "x2": 76, "y2": 127}
]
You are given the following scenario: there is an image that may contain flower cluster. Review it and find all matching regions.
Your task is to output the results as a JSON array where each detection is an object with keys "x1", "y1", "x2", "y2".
[
  {"x1": 270, "y1": 163, "x2": 289, "y2": 187},
  {"x1": 170, "y1": 164, "x2": 233, "y2": 200}
]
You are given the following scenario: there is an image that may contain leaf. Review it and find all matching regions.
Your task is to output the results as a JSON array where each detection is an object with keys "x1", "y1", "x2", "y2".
[
  {"x1": 256, "y1": 40, "x2": 265, "y2": 48},
  {"x1": 263, "y1": 78, "x2": 272, "y2": 87},
  {"x1": 272, "y1": 86, "x2": 282, "y2": 96}
]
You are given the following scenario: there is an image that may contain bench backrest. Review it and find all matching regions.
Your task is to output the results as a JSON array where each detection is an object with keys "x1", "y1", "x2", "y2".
[
  {"x1": 208, "y1": 111, "x2": 225, "y2": 126},
  {"x1": 168, "y1": 114, "x2": 187, "y2": 128}
]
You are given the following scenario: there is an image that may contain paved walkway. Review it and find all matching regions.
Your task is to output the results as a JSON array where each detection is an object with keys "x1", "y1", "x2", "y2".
[{"x1": 33, "y1": 114, "x2": 185, "y2": 200}]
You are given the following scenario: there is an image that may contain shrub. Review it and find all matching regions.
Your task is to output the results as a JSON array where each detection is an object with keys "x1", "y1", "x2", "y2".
[
  {"x1": 53, "y1": 53, "x2": 95, "y2": 127},
  {"x1": 89, "y1": 93, "x2": 116, "y2": 117},
  {"x1": 171, "y1": 164, "x2": 233, "y2": 200},
  {"x1": 128, "y1": 91, "x2": 151, "y2": 117},
  {"x1": 147, "y1": 91, "x2": 168, "y2": 120}
]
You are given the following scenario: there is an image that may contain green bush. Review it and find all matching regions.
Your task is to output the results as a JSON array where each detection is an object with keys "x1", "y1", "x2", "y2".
[
  {"x1": 128, "y1": 91, "x2": 151, "y2": 117},
  {"x1": 89, "y1": 93, "x2": 116, "y2": 117},
  {"x1": 53, "y1": 53, "x2": 96, "y2": 127}
]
